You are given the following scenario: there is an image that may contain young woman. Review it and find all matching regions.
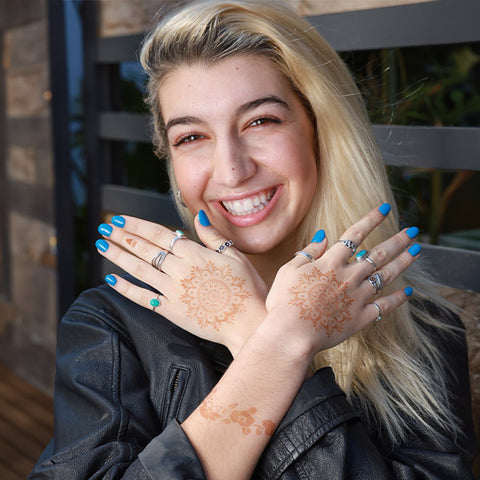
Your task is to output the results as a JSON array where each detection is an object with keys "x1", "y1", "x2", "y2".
[{"x1": 30, "y1": 1, "x2": 475, "y2": 478}]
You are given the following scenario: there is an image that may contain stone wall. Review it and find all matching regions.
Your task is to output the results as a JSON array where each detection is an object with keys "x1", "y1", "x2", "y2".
[{"x1": 0, "y1": 0, "x2": 57, "y2": 393}]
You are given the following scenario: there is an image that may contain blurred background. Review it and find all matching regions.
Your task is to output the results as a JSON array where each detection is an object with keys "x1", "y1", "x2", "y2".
[{"x1": 0, "y1": 0, "x2": 478, "y2": 478}]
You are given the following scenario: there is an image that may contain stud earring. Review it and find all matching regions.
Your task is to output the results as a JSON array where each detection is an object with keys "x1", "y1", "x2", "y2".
[{"x1": 177, "y1": 189, "x2": 187, "y2": 207}]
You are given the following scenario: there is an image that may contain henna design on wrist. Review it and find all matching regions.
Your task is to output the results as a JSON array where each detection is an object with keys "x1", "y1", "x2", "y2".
[
  {"x1": 288, "y1": 268, "x2": 353, "y2": 336},
  {"x1": 199, "y1": 389, "x2": 275, "y2": 436},
  {"x1": 180, "y1": 261, "x2": 252, "y2": 330}
]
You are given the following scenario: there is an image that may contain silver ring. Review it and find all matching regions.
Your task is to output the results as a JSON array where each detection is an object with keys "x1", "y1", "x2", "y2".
[
  {"x1": 151, "y1": 250, "x2": 169, "y2": 270},
  {"x1": 168, "y1": 230, "x2": 186, "y2": 252},
  {"x1": 371, "y1": 302, "x2": 382, "y2": 323},
  {"x1": 368, "y1": 272, "x2": 384, "y2": 294},
  {"x1": 294, "y1": 250, "x2": 315, "y2": 263},
  {"x1": 355, "y1": 249, "x2": 377, "y2": 270},
  {"x1": 337, "y1": 239, "x2": 357, "y2": 257},
  {"x1": 364, "y1": 256, "x2": 377, "y2": 270},
  {"x1": 150, "y1": 294, "x2": 161, "y2": 312},
  {"x1": 216, "y1": 240, "x2": 234, "y2": 254}
]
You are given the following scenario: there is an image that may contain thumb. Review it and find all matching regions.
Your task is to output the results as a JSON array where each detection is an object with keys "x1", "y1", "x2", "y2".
[{"x1": 194, "y1": 210, "x2": 239, "y2": 257}]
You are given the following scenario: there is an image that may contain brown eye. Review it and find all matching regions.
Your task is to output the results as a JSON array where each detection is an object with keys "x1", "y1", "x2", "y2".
[{"x1": 173, "y1": 134, "x2": 205, "y2": 147}]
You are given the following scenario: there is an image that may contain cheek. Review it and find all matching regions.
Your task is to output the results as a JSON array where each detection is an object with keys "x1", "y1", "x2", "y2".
[{"x1": 173, "y1": 161, "x2": 209, "y2": 204}]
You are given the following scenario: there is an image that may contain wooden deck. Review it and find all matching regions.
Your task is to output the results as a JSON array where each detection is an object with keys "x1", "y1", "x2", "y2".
[{"x1": 0, "y1": 363, "x2": 54, "y2": 480}]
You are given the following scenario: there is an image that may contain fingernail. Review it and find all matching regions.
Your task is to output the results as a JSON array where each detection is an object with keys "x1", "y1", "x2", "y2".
[
  {"x1": 199, "y1": 209, "x2": 211, "y2": 227},
  {"x1": 408, "y1": 243, "x2": 421, "y2": 256},
  {"x1": 98, "y1": 223, "x2": 112, "y2": 237},
  {"x1": 105, "y1": 274, "x2": 117, "y2": 286},
  {"x1": 406, "y1": 226, "x2": 419, "y2": 239},
  {"x1": 311, "y1": 229, "x2": 325, "y2": 243},
  {"x1": 404, "y1": 286, "x2": 413, "y2": 297},
  {"x1": 379, "y1": 203, "x2": 391, "y2": 216},
  {"x1": 112, "y1": 215, "x2": 125, "y2": 228},
  {"x1": 95, "y1": 239, "x2": 109, "y2": 252}
]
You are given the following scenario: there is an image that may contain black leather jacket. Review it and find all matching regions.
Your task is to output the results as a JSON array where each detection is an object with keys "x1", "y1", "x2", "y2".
[{"x1": 29, "y1": 283, "x2": 476, "y2": 479}]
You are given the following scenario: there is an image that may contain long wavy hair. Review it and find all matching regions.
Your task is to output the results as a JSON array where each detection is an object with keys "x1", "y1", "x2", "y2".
[{"x1": 140, "y1": 0, "x2": 461, "y2": 446}]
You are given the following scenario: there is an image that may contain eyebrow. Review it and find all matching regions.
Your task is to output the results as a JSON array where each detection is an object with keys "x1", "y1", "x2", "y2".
[{"x1": 164, "y1": 95, "x2": 290, "y2": 133}]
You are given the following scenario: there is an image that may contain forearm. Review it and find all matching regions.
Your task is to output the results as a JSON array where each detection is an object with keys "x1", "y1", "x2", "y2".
[{"x1": 182, "y1": 316, "x2": 312, "y2": 480}]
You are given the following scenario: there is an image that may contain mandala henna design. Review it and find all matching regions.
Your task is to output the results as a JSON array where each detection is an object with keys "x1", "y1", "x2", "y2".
[
  {"x1": 199, "y1": 390, "x2": 276, "y2": 436},
  {"x1": 289, "y1": 268, "x2": 353, "y2": 336},
  {"x1": 180, "y1": 261, "x2": 252, "y2": 330}
]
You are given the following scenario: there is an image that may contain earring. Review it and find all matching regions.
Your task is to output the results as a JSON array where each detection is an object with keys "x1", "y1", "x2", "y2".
[{"x1": 177, "y1": 189, "x2": 187, "y2": 207}]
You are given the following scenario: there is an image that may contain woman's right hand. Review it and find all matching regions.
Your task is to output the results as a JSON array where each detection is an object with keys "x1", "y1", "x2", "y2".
[{"x1": 264, "y1": 204, "x2": 420, "y2": 358}]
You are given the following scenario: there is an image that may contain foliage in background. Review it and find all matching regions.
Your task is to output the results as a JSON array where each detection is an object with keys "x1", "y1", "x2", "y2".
[{"x1": 343, "y1": 43, "x2": 480, "y2": 246}]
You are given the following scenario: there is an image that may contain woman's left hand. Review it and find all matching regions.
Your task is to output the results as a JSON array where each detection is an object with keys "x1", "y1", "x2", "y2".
[{"x1": 96, "y1": 214, "x2": 268, "y2": 356}]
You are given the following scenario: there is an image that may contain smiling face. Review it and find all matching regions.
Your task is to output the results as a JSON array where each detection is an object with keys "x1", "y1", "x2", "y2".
[{"x1": 159, "y1": 55, "x2": 317, "y2": 259}]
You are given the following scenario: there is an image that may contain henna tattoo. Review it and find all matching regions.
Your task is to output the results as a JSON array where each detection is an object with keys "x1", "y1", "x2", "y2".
[
  {"x1": 199, "y1": 390, "x2": 275, "y2": 436},
  {"x1": 180, "y1": 261, "x2": 251, "y2": 330},
  {"x1": 126, "y1": 238, "x2": 137, "y2": 248},
  {"x1": 289, "y1": 268, "x2": 353, "y2": 336}
]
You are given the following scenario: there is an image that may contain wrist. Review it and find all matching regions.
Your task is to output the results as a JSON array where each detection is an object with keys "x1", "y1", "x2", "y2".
[{"x1": 248, "y1": 309, "x2": 315, "y2": 370}]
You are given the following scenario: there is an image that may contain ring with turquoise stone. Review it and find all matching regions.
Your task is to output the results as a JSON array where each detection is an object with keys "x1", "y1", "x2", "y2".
[
  {"x1": 150, "y1": 295, "x2": 161, "y2": 312},
  {"x1": 355, "y1": 249, "x2": 369, "y2": 261},
  {"x1": 169, "y1": 230, "x2": 187, "y2": 252}
]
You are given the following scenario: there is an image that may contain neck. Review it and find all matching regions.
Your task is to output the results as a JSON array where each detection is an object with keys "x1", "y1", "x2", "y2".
[{"x1": 246, "y1": 235, "x2": 298, "y2": 288}]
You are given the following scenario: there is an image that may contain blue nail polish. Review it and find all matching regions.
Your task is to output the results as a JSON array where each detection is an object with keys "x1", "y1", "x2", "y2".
[
  {"x1": 406, "y1": 226, "x2": 419, "y2": 239},
  {"x1": 379, "y1": 203, "x2": 391, "y2": 216},
  {"x1": 105, "y1": 274, "x2": 117, "y2": 286},
  {"x1": 98, "y1": 223, "x2": 112, "y2": 237},
  {"x1": 404, "y1": 286, "x2": 413, "y2": 297},
  {"x1": 111, "y1": 215, "x2": 125, "y2": 228},
  {"x1": 95, "y1": 239, "x2": 109, "y2": 252},
  {"x1": 312, "y1": 229, "x2": 325, "y2": 243},
  {"x1": 408, "y1": 243, "x2": 421, "y2": 256},
  {"x1": 199, "y1": 209, "x2": 211, "y2": 227}
]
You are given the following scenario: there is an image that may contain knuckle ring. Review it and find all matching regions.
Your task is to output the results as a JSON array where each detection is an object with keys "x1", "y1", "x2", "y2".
[
  {"x1": 368, "y1": 272, "x2": 384, "y2": 294},
  {"x1": 216, "y1": 240, "x2": 234, "y2": 254},
  {"x1": 151, "y1": 250, "x2": 169, "y2": 271},
  {"x1": 294, "y1": 250, "x2": 315, "y2": 263},
  {"x1": 150, "y1": 294, "x2": 161, "y2": 312},
  {"x1": 355, "y1": 249, "x2": 377, "y2": 270},
  {"x1": 371, "y1": 301, "x2": 382, "y2": 323},
  {"x1": 337, "y1": 239, "x2": 357, "y2": 257},
  {"x1": 168, "y1": 229, "x2": 187, "y2": 252}
]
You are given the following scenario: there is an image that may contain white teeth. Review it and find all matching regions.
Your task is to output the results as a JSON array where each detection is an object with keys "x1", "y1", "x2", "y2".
[{"x1": 222, "y1": 188, "x2": 275, "y2": 216}]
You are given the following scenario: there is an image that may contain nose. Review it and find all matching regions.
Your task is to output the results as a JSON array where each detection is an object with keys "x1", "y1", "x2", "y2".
[{"x1": 210, "y1": 136, "x2": 256, "y2": 187}]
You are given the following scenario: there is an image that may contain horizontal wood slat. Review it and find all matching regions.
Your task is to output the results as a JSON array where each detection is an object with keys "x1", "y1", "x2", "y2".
[
  {"x1": 95, "y1": 1, "x2": 480, "y2": 64},
  {"x1": 98, "y1": 113, "x2": 480, "y2": 171}
]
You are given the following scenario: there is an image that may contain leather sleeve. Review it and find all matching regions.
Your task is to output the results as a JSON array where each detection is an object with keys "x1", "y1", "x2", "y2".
[
  {"x1": 28, "y1": 290, "x2": 207, "y2": 480},
  {"x1": 254, "y1": 317, "x2": 476, "y2": 479}
]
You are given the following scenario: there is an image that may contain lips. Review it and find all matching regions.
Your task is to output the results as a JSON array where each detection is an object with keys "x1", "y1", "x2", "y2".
[{"x1": 221, "y1": 188, "x2": 276, "y2": 216}]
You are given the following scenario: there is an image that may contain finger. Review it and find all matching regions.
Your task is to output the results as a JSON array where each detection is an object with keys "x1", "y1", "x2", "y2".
[
  {"x1": 292, "y1": 229, "x2": 328, "y2": 266},
  {"x1": 364, "y1": 226, "x2": 419, "y2": 272},
  {"x1": 108, "y1": 215, "x2": 190, "y2": 257},
  {"x1": 104, "y1": 273, "x2": 170, "y2": 315},
  {"x1": 362, "y1": 243, "x2": 420, "y2": 297},
  {"x1": 334, "y1": 203, "x2": 391, "y2": 260},
  {"x1": 364, "y1": 286, "x2": 413, "y2": 324},
  {"x1": 194, "y1": 210, "x2": 241, "y2": 259},
  {"x1": 96, "y1": 238, "x2": 173, "y2": 292}
]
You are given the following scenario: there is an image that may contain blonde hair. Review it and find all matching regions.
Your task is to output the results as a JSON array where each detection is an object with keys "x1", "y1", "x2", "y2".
[{"x1": 140, "y1": 0, "x2": 462, "y2": 445}]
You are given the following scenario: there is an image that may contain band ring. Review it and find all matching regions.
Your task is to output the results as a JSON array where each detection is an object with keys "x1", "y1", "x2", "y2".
[
  {"x1": 169, "y1": 229, "x2": 186, "y2": 252},
  {"x1": 150, "y1": 294, "x2": 161, "y2": 312},
  {"x1": 364, "y1": 256, "x2": 377, "y2": 270},
  {"x1": 294, "y1": 250, "x2": 315, "y2": 263},
  {"x1": 337, "y1": 239, "x2": 357, "y2": 257},
  {"x1": 371, "y1": 302, "x2": 382, "y2": 323},
  {"x1": 151, "y1": 250, "x2": 169, "y2": 271},
  {"x1": 216, "y1": 240, "x2": 234, "y2": 254},
  {"x1": 368, "y1": 272, "x2": 384, "y2": 294}
]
